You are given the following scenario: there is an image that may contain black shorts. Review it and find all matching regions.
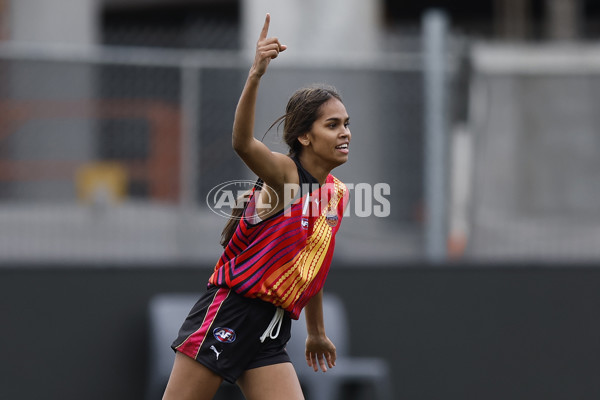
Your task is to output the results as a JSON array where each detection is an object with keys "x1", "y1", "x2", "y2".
[{"x1": 171, "y1": 286, "x2": 292, "y2": 383}]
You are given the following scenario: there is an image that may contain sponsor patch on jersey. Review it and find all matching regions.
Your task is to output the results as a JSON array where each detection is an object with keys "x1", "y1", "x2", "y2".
[
  {"x1": 301, "y1": 217, "x2": 309, "y2": 229},
  {"x1": 213, "y1": 327, "x2": 236, "y2": 343},
  {"x1": 325, "y1": 211, "x2": 338, "y2": 227}
]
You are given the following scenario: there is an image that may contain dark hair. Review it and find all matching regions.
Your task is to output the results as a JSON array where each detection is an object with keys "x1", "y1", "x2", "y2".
[{"x1": 220, "y1": 84, "x2": 343, "y2": 247}]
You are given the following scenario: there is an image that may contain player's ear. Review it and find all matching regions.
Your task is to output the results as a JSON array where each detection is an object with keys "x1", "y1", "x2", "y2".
[{"x1": 298, "y1": 134, "x2": 310, "y2": 147}]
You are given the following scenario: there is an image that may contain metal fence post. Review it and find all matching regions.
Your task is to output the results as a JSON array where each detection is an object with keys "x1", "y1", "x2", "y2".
[
  {"x1": 178, "y1": 61, "x2": 201, "y2": 261},
  {"x1": 180, "y1": 61, "x2": 201, "y2": 208},
  {"x1": 423, "y1": 9, "x2": 449, "y2": 263}
]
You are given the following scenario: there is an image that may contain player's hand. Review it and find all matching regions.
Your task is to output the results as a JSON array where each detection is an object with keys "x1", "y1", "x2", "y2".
[
  {"x1": 251, "y1": 13, "x2": 287, "y2": 78},
  {"x1": 305, "y1": 334, "x2": 337, "y2": 372}
]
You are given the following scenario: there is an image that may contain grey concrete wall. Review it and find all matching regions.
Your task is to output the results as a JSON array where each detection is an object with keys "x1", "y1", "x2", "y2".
[{"x1": 467, "y1": 46, "x2": 600, "y2": 261}]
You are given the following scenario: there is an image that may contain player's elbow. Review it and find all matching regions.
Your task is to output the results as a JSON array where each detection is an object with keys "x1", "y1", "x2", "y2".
[{"x1": 232, "y1": 136, "x2": 251, "y2": 156}]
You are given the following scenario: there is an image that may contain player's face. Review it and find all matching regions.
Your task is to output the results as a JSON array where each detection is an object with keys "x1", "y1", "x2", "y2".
[{"x1": 304, "y1": 98, "x2": 351, "y2": 168}]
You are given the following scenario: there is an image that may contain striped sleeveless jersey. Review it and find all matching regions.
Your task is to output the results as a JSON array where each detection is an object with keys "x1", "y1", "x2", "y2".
[{"x1": 208, "y1": 162, "x2": 348, "y2": 319}]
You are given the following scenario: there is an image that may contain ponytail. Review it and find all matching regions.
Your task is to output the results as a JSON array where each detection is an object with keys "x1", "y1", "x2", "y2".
[
  {"x1": 220, "y1": 206, "x2": 244, "y2": 247},
  {"x1": 219, "y1": 189, "x2": 251, "y2": 248}
]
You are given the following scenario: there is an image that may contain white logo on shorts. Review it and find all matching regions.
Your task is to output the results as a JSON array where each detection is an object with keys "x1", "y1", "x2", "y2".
[{"x1": 210, "y1": 345, "x2": 223, "y2": 360}]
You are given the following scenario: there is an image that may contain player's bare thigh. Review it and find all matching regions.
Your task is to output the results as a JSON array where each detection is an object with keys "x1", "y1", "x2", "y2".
[
  {"x1": 163, "y1": 352, "x2": 223, "y2": 400},
  {"x1": 237, "y1": 362, "x2": 304, "y2": 400}
]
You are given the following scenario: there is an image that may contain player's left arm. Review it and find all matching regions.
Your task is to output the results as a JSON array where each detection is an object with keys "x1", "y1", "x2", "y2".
[{"x1": 304, "y1": 289, "x2": 337, "y2": 372}]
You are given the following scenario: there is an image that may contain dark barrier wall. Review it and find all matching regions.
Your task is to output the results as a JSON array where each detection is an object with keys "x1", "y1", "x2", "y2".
[{"x1": 1, "y1": 264, "x2": 600, "y2": 400}]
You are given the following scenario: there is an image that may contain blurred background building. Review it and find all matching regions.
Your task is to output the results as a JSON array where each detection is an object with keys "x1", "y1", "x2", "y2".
[
  {"x1": 1, "y1": 1, "x2": 600, "y2": 399},
  {"x1": 0, "y1": 0, "x2": 599, "y2": 264}
]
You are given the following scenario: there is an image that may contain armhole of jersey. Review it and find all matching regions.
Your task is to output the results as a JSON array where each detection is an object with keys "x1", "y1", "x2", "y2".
[
  {"x1": 244, "y1": 157, "x2": 319, "y2": 227},
  {"x1": 244, "y1": 168, "x2": 303, "y2": 227}
]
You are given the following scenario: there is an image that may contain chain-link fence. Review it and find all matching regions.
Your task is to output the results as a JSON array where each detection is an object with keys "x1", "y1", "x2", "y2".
[
  {"x1": 3, "y1": 40, "x2": 599, "y2": 266},
  {"x1": 4, "y1": 39, "x2": 600, "y2": 267},
  {"x1": 0, "y1": 42, "x2": 443, "y2": 265}
]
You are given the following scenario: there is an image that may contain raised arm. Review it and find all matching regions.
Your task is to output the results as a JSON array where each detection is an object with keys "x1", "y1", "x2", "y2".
[
  {"x1": 304, "y1": 289, "x2": 337, "y2": 372},
  {"x1": 232, "y1": 13, "x2": 296, "y2": 190}
]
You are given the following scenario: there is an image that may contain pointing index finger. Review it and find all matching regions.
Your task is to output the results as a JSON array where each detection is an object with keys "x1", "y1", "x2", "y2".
[{"x1": 259, "y1": 13, "x2": 270, "y2": 40}]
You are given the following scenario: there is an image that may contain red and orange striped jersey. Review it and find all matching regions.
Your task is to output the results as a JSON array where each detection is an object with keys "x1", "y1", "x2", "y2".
[{"x1": 209, "y1": 172, "x2": 348, "y2": 319}]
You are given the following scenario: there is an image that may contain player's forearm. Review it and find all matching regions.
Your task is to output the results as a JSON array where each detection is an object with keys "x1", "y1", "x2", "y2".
[
  {"x1": 304, "y1": 290, "x2": 326, "y2": 337},
  {"x1": 232, "y1": 71, "x2": 262, "y2": 153}
]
